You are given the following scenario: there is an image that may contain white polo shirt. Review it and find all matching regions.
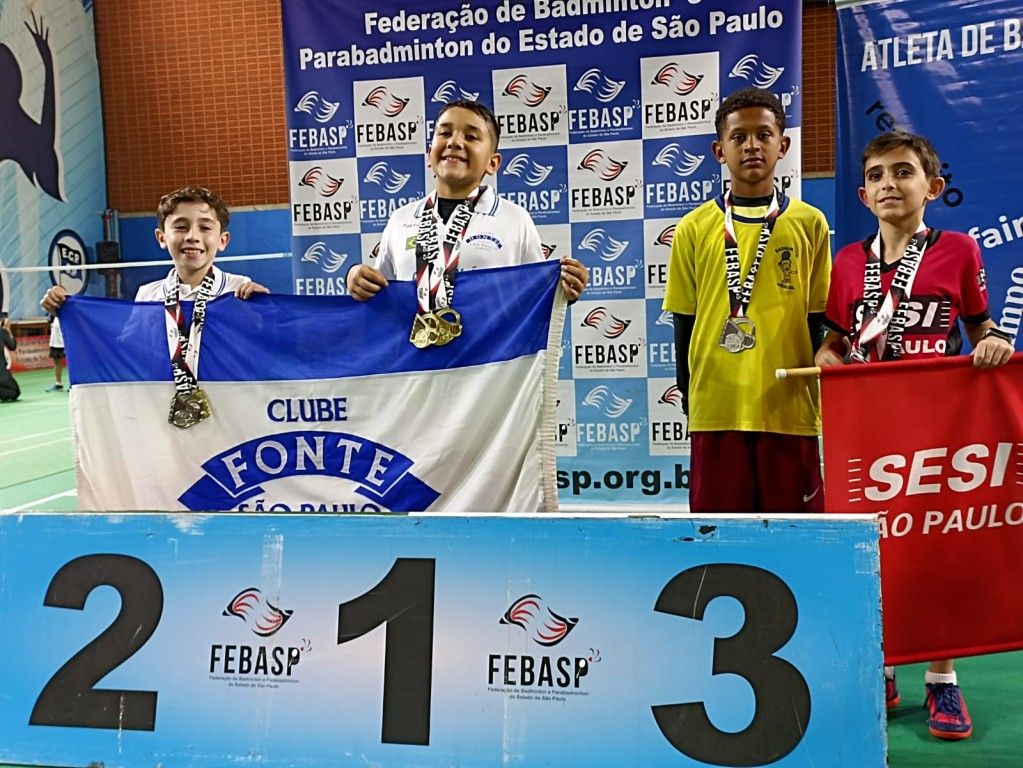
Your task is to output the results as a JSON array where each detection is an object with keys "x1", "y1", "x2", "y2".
[
  {"x1": 370, "y1": 187, "x2": 544, "y2": 279},
  {"x1": 134, "y1": 267, "x2": 251, "y2": 301}
]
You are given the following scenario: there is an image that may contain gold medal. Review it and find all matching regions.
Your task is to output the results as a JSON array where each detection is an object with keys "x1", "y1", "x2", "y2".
[
  {"x1": 410, "y1": 312, "x2": 440, "y2": 349},
  {"x1": 432, "y1": 308, "x2": 462, "y2": 347},
  {"x1": 410, "y1": 308, "x2": 462, "y2": 349},
  {"x1": 169, "y1": 387, "x2": 212, "y2": 429}
]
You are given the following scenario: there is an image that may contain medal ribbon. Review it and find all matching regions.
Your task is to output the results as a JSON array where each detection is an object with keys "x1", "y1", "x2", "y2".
[
  {"x1": 414, "y1": 186, "x2": 486, "y2": 314},
  {"x1": 164, "y1": 268, "x2": 216, "y2": 395},
  {"x1": 847, "y1": 226, "x2": 929, "y2": 362},
  {"x1": 723, "y1": 190, "x2": 781, "y2": 319}
]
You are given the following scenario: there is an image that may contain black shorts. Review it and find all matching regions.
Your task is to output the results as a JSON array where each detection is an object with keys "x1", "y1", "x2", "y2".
[{"x1": 49, "y1": 347, "x2": 65, "y2": 360}]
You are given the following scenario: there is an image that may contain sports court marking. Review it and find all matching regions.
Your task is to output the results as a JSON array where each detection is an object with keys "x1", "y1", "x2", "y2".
[{"x1": 2, "y1": 489, "x2": 77, "y2": 513}]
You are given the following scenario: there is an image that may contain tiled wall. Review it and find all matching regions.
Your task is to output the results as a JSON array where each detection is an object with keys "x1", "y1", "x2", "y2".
[
  {"x1": 97, "y1": 3, "x2": 838, "y2": 214},
  {"x1": 802, "y1": 3, "x2": 837, "y2": 176},
  {"x1": 96, "y1": 0, "x2": 290, "y2": 212}
]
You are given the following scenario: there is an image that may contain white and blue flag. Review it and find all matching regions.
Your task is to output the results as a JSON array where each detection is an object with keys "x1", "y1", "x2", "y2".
[{"x1": 61, "y1": 261, "x2": 565, "y2": 513}]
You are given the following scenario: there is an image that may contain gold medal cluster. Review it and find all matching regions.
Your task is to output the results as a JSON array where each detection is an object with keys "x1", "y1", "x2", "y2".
[{"x1": 410, "y1": 308, "x2": 463, "y2": 349}]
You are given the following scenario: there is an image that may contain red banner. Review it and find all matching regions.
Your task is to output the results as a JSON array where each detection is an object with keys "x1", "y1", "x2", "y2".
[{"x1": 822, "y1": 354, "x2": 1023, "y2": 664}]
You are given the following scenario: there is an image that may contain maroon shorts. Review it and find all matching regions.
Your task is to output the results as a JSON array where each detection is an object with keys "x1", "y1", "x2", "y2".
[{"x1": 689, "y1": 431, "x2": 823, "y2": 514}]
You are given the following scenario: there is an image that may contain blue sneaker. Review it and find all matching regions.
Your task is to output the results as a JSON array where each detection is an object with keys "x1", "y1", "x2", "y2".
[
  {"x1": 45, "y1": 383, "x2": 63, "y2": 392},
  {"x1": 925, "y1": 683, "x2": 972, "y2": 740},
  {"x1": 885, "y1": 673, "x2": 900, "y2": 709}
]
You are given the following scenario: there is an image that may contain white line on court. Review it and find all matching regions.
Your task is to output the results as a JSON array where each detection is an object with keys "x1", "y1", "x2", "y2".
[
  {"x1": 4, "y1": 427, "x2": 70, "y2": 445},
  {"x1": 0, "y1": 437, "x2": 72, "y2": 458},
  {"x1": 2, "y1": 489, "x2": 77, "y2": 513}
]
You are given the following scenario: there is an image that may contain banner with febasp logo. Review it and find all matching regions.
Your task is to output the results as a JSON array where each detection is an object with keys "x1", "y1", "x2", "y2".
[
  {"x1": 836, "y1": 0, "x2": 1023, "y2": 352},
  {"x1": 0, "y1": 512, "x2": 884, "y2": 767},
  {"x1": 59, "y1": 260, "x2": 564, "y2": 513},
  {"x1": 821, "y1": 354, "x2": 1023, "y2": 664},
  {"x1": 281, "y1": 0, "x2": 803, "y2": 506}
]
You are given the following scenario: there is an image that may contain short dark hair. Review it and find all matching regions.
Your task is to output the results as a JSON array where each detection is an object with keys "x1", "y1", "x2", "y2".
[
  {"x1": 436, "y1": 99, "x2": 501, "y2": 148},
  {"x1": 861, "y1": 130, "x2": 941, "y2": 179},
  {"x1": 156, "y1": 187, "x2": 230, "y2": 230},
  {"x1": 714, "y1": 87, "x2": 786, "y2": 138}
]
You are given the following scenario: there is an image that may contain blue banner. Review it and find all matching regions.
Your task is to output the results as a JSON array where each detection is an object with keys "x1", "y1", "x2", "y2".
[
  {"x1": 0, "y1": 513, "x2": 884, "y2": 767},
  {"x1": 0, "y1": 0, "x2": 106, "y2": 318},
  {"x1": 281, "y1": 0, "x2": 804, "y2": 506},
  {"x1": 836, "y1": 0, "x2": 1023, "y2": 350}
]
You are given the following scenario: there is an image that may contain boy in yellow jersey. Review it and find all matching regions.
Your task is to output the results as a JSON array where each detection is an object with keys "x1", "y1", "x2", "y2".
[{"x1": 662, "y1": 87, "x2": 831, "y2": 512}]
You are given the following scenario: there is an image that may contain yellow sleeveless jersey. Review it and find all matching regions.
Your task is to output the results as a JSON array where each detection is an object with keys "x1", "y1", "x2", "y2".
[{"x1": 662, "y1": 195, "x2": 831, "y2": 435}]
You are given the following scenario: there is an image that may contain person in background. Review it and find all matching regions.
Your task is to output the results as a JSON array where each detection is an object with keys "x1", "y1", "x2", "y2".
[
  {"x1": 45, "y1": 314, "x2": 64, "y2": 392},
  {"x1": 1, "y1": 315, "x2": 20, "y2": 402}
]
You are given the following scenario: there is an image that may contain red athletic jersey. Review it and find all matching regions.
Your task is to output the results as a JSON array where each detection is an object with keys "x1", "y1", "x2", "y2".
[{"x1": 825, "y1": 230, "x2": 990, "y2": 360}]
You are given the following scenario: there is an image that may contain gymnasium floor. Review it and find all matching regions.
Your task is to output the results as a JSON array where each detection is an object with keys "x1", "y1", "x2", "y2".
[{"x1": 1, "y1": 368, "x2": 1021, "y2": 766}]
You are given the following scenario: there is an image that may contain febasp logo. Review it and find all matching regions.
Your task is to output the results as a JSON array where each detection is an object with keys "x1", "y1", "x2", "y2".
[
  {"x1": 573, "y1": 298, "x2": 647, "y2": 378},
  {"x1": 577, "y1": 222, "x2": 643, "y2": 299},
  {"x1": 642, "y1": 52, "x2": 718, "y2": 139},
  {"x1": 658, "y1": 384, "x2": 684, "y2": 409},
  {"x1": 577, "y1": 149, "x2": 628, "y2": 181},
  {"x1": 581, "y1": 384, "x2": 633, "y2": 418},
  {"x1": 541, "y1": 242, "x2": 557, "y2": 259},
  {"x1": 575, "y1": 379, "x2": 646, "y2": 446},
  {"x1": 654, "y1": 225, "x2": 674, "y2": 246},
  {"x1": 431, "y1": 79, "x2": 480, "y2": 104},
  {"x1": 299, "y1": 166, "x2": 343, "y2": 197},
  {"x1": 493, "y1": 65, "x2": 567, "y2": 148},
  {"x1": 500, "y1": 594, "x2": 578, "y2": 646},
  {"x1": 569, "y1": 140, "x2": 643, "y2": 222},
  {"x1": 209, "y1": 586, "x2": 306, "y2": 684},
  {"x1": 502, "y1": 74, "x2": 552, "y2": 107},
  {"x1": 291, "y1": 159, "x2": 359, "y2": 235},
  {"x1": 354, "y1": 77, "x2": 424, "y2": 157},
  {"x1": 223, "y1": 587, "x2": 293, "y2": 637},
  {"x1": 294, "y1": 90, "x2": 340, "y2": 123},
  {"x1": 363, "y1": 161, "x2": 411, "y2": 194},
  {"x1": 579, "y1": 228, "x2": 628, "y2": 262},
  {"x1": 581, "y1": 306, "x2": 630, "y2": 338},
  {"x1": 362, "y1": 85, "x2": 410, "y2": 117},
  {"x1": 569, "y1": 64, "x2": 639, "y2": 143},
  {"x1": 648, "y1": 378, "x2": 690, "y2": 455},
  {"x1": 497, "y1": 146, "x2": 567, "y2": 223},
  {"x1": 573, "y1": 67, "x2": 624, "y2": 103},
  {"x1": 503, "y1": 153, "x2": 553, "y2": 187},
  {"x1": 651, "y1": 144, "x2": 705, "y2": 177},
  {"x1": 488, "y1": 593, "x2": 593, "y2": 697},
  {"x1": 728, "y1": 53, "x2": 785, "y2": 89},
  {"x1": 289, "y1": 90, "x2": 351, "y2": 157},
  {"x1": 650, "y1": 63, "x2": 703, "y2": 96},
  {"x1": 301, "y1": 241, "x2": 347, "y2": 274}
]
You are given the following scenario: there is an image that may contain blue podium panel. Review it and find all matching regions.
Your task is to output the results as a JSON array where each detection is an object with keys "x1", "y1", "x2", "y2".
[{"x1": 0, "y1": 514, "x2": 883, "y2": 767}]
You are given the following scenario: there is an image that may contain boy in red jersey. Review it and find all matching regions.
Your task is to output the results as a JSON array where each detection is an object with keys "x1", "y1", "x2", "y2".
[{"x1": 816, "y1": 130, "x2": 1014, "y2": 740}]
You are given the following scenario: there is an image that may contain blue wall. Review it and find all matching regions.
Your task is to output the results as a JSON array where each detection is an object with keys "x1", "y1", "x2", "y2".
[{"x1": 116, "y1": 207, "x2": 294, "y2": 298}]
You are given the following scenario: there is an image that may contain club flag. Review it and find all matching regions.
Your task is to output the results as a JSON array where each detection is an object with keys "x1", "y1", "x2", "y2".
[
  {"x1": 60, "y1": 261, "x2": 566, "y2": 513},
  {"x1": 821, "y1": 354, "x2": 1023, "y2": 664}
]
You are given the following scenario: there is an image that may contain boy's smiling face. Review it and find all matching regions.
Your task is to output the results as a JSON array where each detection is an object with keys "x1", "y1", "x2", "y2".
[
  {"x1": 859, "y1": 145, "x2": 945, "y2": 229},
  {"x1": 713, "y1": 106, "x2": 789, "y2": 197},
  {"x1": 427, "y1": 106, "x2": 501, "y2": 198},
  {"x1": 154, "y1": 201, "x2": 230, "y2": 286}
]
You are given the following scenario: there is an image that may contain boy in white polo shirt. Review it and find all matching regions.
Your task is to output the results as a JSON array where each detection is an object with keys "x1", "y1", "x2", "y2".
[{"x1": 346, "y1": 99, "x2": 587, "y2": 302}]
